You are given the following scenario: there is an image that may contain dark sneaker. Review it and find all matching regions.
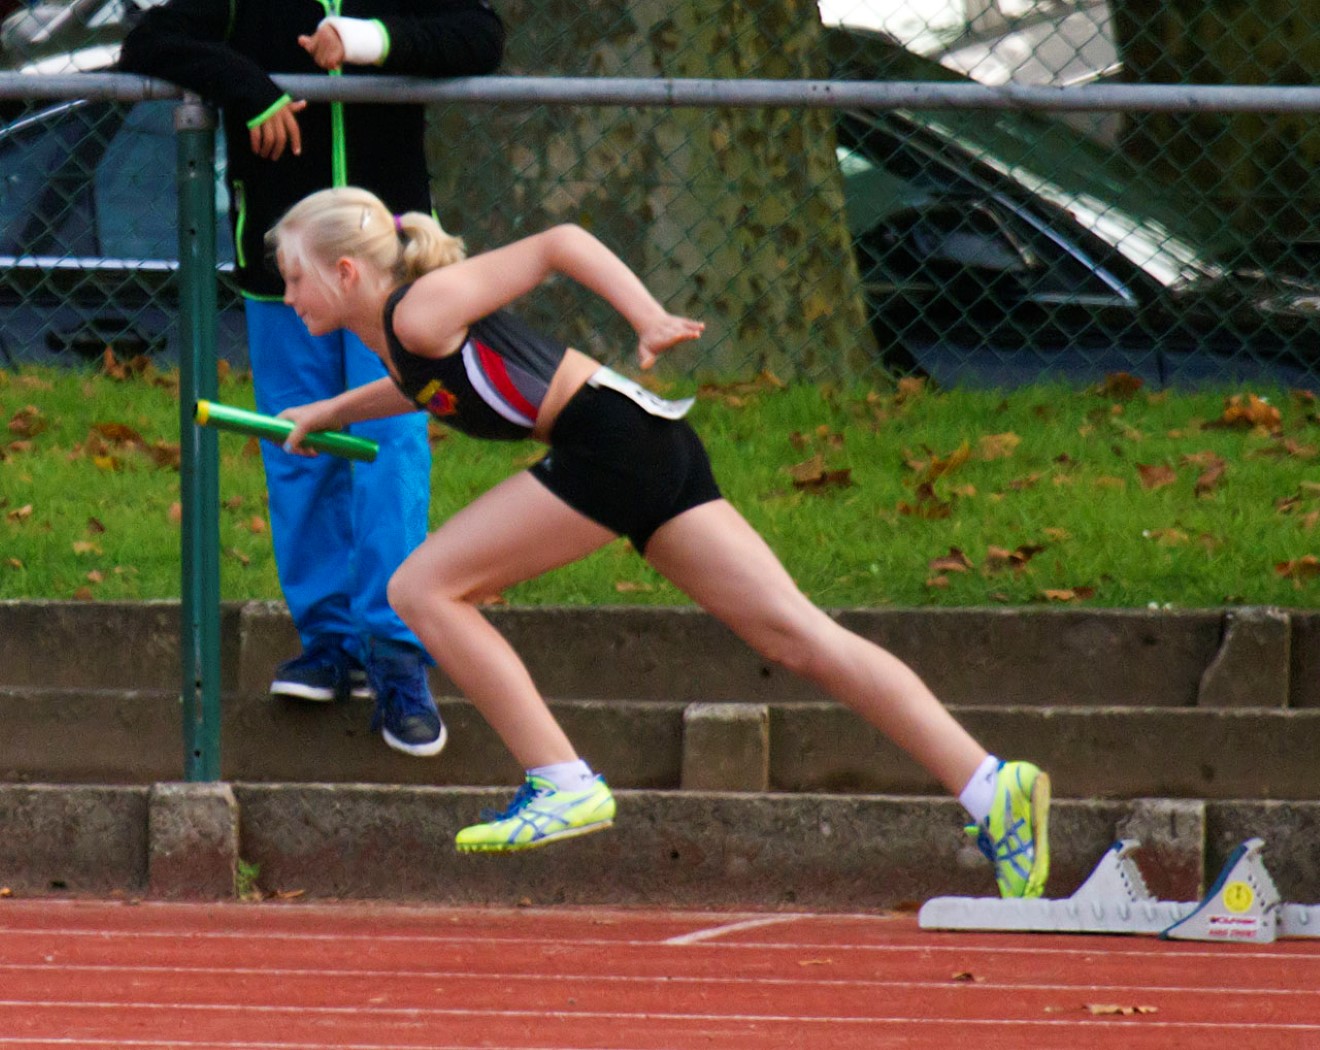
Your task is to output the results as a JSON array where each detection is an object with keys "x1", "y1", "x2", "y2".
[
  {"x1": 366, "y1": 639, "x2": 446, "y2": 758},
  {"x1": 271, "y1": 642, "x2": 358, "y2": 703}
]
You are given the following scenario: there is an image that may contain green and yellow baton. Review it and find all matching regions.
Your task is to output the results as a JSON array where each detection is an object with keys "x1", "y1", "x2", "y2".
[{"x1": 194, "y1": 400, "x2": 378, "y2": 463}]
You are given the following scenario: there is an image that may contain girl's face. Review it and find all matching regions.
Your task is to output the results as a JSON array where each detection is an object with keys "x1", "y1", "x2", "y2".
[{"x1": 278, "y1": 238, "x2": 343, "y2": 336}]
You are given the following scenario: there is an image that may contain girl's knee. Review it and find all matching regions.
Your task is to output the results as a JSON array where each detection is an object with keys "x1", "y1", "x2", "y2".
[{"x1": 741, "y1": 607, "x2": 835, "y2": 678}]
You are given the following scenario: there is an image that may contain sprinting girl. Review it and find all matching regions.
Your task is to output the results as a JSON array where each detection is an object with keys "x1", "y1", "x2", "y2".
[{"x1": 269, "y1": 186, "x2": 1050, "y2": 898}]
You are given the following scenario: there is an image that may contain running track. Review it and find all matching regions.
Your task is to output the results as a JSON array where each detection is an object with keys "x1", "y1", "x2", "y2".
[{"x1": 0, "y1": 899, "x2": 1316, "y2": 1049}]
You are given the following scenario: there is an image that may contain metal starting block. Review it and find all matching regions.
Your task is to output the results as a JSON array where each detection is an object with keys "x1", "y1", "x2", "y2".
[{"x1": 919, "y1": 837, "x2": 1320, "y2": 944}]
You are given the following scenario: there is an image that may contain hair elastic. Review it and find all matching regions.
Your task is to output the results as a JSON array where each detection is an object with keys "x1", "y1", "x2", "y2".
[{"x1": 393, "y1": 214, "x2": 404, "y2": 234}]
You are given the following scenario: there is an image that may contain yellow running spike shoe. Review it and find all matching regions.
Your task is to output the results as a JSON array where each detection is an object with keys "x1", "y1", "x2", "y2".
[
  {"x1": 456, "y1": 775, "x2": 616, "y2": 853},
  {"x1": 966, "y1": 760, "x2": 1051, "y2": 898}
]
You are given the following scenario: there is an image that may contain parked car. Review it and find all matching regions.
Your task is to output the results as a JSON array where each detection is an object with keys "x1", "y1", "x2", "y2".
[
  {"x1": 0, "y1": 96, "x2": 243, "y2": 368},
  {"x1": 837, "y1": 104, "x2": 1320, "y2": 388}
]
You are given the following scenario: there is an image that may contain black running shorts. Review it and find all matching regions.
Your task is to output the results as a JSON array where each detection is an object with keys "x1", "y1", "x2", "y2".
[{"x1": 529, "y1": 383, "x2": 722, "y2": 553}]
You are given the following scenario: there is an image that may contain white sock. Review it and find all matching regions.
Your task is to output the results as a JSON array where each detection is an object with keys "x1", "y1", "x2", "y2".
[
  {"x1": 528, "y1": 759, "x2": 597, "y2": 791},
  {"x1": 958, "y1": 754, "x2": 1002, "y2": 825}
]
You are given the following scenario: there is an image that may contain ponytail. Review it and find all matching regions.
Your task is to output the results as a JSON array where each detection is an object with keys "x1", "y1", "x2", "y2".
[{"x1": 267, "y1": 187, "x2": 466, "y2": 287}]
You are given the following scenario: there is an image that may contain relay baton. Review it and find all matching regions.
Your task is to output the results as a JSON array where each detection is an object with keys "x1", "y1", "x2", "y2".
[{"x1": 194, "y1": 400, "x2": 378, "y2": 462}]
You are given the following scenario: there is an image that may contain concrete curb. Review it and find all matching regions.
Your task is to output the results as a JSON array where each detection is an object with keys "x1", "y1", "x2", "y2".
[{"x1": 1, "y1": 782, "x2": 1317, "y2": 908}]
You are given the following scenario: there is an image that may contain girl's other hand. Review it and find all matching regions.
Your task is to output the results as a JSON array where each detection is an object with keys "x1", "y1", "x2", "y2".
[{"x1": 637, "y1": 313, "x2": 705, "y2": 370}]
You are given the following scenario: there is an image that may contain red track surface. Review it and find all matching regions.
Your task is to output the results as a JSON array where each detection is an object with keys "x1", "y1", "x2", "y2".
[{"x1": 0, "y1": 898, "x2": 1316, "y2": 1049}]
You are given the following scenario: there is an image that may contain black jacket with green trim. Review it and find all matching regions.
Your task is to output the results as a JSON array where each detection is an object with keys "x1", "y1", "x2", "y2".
[{"x1": 118, "y1": 0, "x2": 504, "y2": 297}]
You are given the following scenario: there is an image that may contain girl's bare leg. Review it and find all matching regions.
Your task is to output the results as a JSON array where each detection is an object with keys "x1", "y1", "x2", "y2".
[
  {"x1": 644, "y1": 499, "x2": 987, "y2": 795},
  {"x1": 386, "y1": 472, "x2": 617, "y2": 769}
]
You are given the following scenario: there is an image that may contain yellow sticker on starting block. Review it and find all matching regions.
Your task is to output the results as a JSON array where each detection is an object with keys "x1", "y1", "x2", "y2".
[{"x1": 1222, "y1": 880, "x2": 1255, "y2": 913}]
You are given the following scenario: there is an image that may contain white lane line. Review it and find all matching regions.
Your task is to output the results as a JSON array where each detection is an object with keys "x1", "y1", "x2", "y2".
[
  {"x1": 1, "y1": 961, "x2": 1314, "y2": 998},
  {"x1": 1, "y1": 1000, "x2": 1319, "y2": 1032},
  {"x1": 3, "y1": 926, "x2": 1318, "y2": 962},
  {"x1": 664, "y1": 915, "x2": 808, "y2": 945}
]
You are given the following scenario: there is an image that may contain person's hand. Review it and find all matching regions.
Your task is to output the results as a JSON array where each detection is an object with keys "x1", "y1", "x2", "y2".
[
  {"x1": 637, "y1": 312, "x2": 705, "y2": 370},
  {"x1": 249, "y1": 99, "x2": 307, "y2": 160},
  {"x1": 278, "y1": 401, "x2": 337, "y2": 456},
  {"x1": 298, "y1": 23, "x2": 346, "y2": 70}
]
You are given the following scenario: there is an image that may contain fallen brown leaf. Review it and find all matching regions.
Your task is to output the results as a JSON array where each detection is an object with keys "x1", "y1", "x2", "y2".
[
  {"x1": 1094, "y1": 372, "x2": 1144, "y2": 400},
  {"x1": 1204, "y1": 392, "x2": 1282, "y2": 432},
  {"x1": 898, "y1": 482, "x2": 952, "y2": 520},
  {"x1": 986, "y1": 544, "x2": 1045, "y2": 571},
  {"x1": 929, "y1": 547, "x2": 973, "y2": 574},
  {"x1": 1085, "y1": 1003, "x2": 1158, "y2": 1017},
  {"x1": 7, "y1": 405, "x2": 47, "y2": 438},
  {"x1": 1194, "y1": 460, "x2": 1227, "y2": 497},
  {"x1": 1136, "y1": 463, "x2": 1178, "y2": 490},
  {"x1": 787, "y1": 455, "x2": 852, "y2": 491},
  {"x1": 1275, "y1": 555, "x2": 1320, "y2": 583},
  {"x1": 978, "y1": 432, "x2": 1020, "y2": 460},
  {"x1": 1039, "y1": 587, "x2": 1096, "y2": 603}
]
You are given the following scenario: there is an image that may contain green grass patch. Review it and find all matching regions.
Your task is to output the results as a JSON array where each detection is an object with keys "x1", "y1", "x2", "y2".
[{"x1": 4, "y1": 363, "x2": 1320, "y2": 608}]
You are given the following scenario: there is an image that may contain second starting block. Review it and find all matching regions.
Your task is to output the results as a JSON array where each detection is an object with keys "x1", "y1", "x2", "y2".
[{"x1": 919, "y1": 837, "x2": 1320, "y2": 944}]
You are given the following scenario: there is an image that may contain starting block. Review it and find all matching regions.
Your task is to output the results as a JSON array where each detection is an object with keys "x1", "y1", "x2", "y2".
[{"x1": 919, "y1": 837, "x2": 1320, "y2": 944}]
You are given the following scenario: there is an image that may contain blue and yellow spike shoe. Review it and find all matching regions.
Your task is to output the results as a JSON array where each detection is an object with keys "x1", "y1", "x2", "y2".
[
  {"x1": 967, "y1": 760, "x2": 1051, "y2": 898},
  {"x1": 456, "y1": 775, "x2": 616, "y2": 853}
]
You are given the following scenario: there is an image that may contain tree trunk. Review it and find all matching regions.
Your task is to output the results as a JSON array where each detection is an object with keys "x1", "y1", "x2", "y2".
[{"x1": 427, "y1": 0, "x2": 876, "y2": 381}]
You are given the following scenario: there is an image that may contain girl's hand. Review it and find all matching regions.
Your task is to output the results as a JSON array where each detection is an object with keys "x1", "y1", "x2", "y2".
[
  {"x1": 278, "y1": 401, "x2": 338, "y2": 456},
  {"x1": 637, "y1": 312, "x2": 705, "y2": 370}
]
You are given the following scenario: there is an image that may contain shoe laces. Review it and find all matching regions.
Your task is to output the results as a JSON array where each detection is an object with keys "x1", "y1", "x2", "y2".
[
  {"x1": 480, "y1": 778, "x2": 551, "y2": 822},
  {"x1": 367, "y1": 655, "x2": 432, "y2": 729},
  {"x1": 283, "y1": 642, "x2": 345, "y2": 673}
]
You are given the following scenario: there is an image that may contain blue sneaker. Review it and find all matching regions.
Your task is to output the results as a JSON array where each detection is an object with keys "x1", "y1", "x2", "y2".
[
  {"x1": 270, "y1": 641, "x2": 370, "y2": 702},
  {"x1": 366, "y1": 639, "x2": 446, "y2": 758}
]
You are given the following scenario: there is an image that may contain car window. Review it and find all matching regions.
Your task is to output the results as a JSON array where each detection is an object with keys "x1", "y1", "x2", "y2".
[
  {"x1": 95, "y1": 100, "x2": 233, "y2": 262},
  {"x1": 0, "y1": 98, "x2": 233, "y2": 263},
  {"x1": 0, "y1": 100, "x2": 107, "y2": 254},
  {"x1": 839, "y1": 137, "x2": 1119, "y2": 300}
]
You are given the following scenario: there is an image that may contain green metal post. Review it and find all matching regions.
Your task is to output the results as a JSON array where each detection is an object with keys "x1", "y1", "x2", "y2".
[{"x1": 176, "y1": 95, "x2": 222, "y2": 782}]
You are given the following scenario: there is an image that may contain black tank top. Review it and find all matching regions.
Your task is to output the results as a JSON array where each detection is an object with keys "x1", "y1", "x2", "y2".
[{"x1": 383, "y1": 283, "x2": 569, "y2": 441}]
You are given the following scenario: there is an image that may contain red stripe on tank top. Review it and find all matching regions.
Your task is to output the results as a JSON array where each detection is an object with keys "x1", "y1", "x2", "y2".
[{"x1": 475, "y1": 339, "x2": 539, "y2": 422}]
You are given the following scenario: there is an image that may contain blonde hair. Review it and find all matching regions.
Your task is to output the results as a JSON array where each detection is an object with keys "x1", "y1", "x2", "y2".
[{"x1": 266, "y1": 186, "x2": 466, "y2": 287}]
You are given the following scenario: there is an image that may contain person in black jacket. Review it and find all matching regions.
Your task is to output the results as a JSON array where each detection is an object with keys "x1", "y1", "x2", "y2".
[{"x1": 119, "y1": 1, "x2": 505, "y2": 758}]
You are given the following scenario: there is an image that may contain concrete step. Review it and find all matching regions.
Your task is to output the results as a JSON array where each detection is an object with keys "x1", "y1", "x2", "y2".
[
  {"x1": 4, "y1": 687, "x2": 1318, "y2": 801},
  {"x1": 1, "y1": 783, "x2": 1316, "y2": 910},
  {"x1": 5, "y1": 600, "x2": 1320, "y2": 708}
]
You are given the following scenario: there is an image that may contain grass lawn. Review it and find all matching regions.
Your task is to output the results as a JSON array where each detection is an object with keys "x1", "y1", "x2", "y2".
[{"x1": 4, "y1": 361, "x2": 1320, "y2": 609}]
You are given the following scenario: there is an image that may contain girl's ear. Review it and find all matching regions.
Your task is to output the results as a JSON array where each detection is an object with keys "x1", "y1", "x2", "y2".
[{"x1": 335, "y1": 256, "x2": 359, "y2": 290}]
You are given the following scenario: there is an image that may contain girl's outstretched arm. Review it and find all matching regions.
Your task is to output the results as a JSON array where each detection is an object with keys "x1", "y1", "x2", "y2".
[
  {"x1": 393, "y1": 225, "x2": 703, "y2": 366},
  {"x1": 279, "y1": 377, "x2": 416, "y2": 454}
]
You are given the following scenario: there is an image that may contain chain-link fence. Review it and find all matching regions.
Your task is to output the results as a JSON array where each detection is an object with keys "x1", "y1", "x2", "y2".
[{"x1": 2, "y1": 0, "x2": 1320, "y2": 388}]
